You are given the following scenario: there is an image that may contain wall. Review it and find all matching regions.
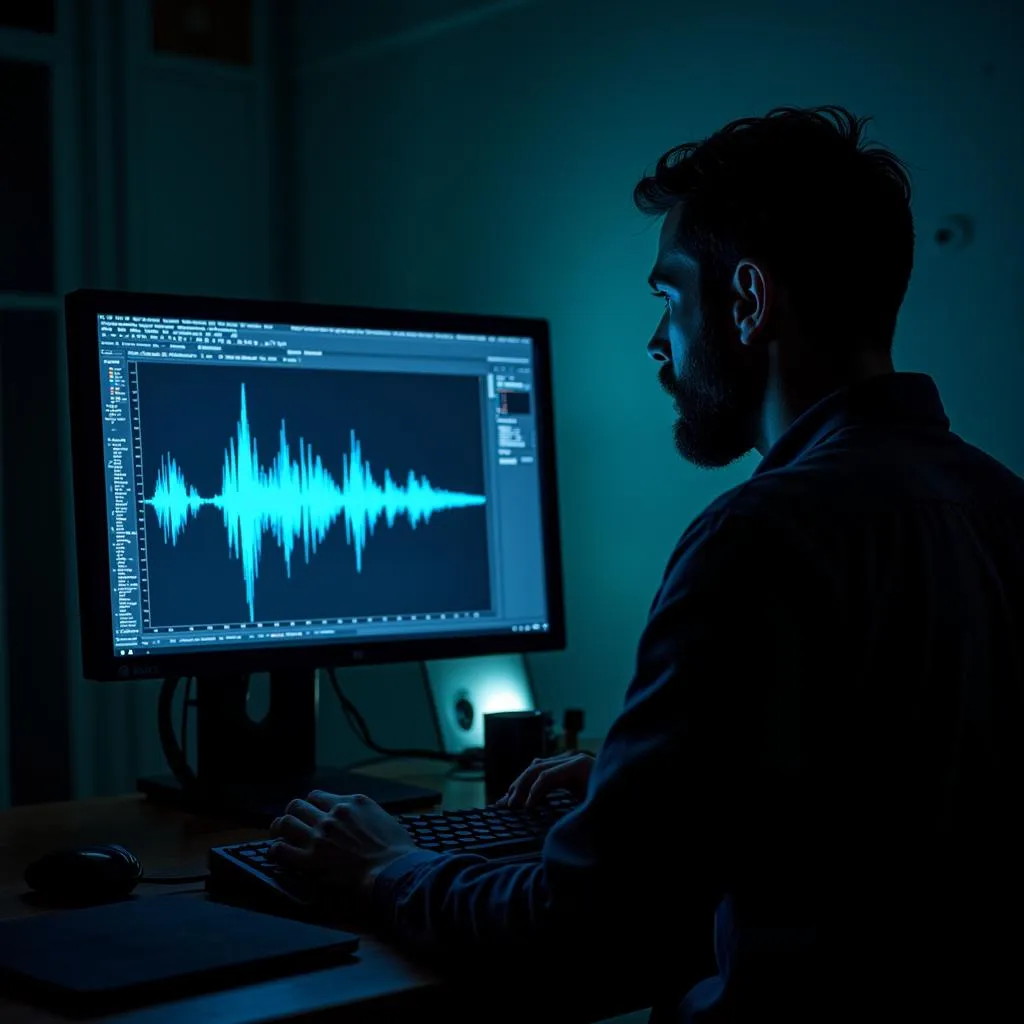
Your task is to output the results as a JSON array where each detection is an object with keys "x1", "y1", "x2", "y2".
[
  {"x1": 1, "y1": 0, "x2": 83, "y2": 806},
  {"x1": 290, "y1": 0, "x2": 1024, "y2": 738},
  {"x1": 0, "y1": 328, "x2": 5, "y2": 808},
  {"x1": 73, "y1": 0, "x2": 283, "y2": 798},
  {"x1": 3, "y1": 0, "x2": 1021, "y2": 802},
  {"x1": 0, "y1": 0, "x2": 460, "y2": 803},
  {"x1": 0, "y1": 0, "x2": 281, "y2": 804}
]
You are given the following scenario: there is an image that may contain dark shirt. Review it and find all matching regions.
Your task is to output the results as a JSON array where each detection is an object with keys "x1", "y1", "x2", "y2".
[{"x1": 372, "y1": 373, "x2": 1024, "y2": 1019}]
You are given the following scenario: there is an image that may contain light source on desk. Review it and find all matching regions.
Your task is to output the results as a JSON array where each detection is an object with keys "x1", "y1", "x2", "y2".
[
  {"x1": 480, "y1": 685, "x2": 529, "y2": 716},
  {"x1": 424, "y1": 654, "x2": 536, "y2": 754}
]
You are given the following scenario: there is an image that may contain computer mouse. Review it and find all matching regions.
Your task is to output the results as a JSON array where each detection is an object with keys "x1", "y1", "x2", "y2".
[{"x1": 24, "y1": 844, "x2": 143, "y2": 903}]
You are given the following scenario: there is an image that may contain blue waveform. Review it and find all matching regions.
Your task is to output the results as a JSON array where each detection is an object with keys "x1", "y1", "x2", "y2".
[{"x1": 145, "y1": 383, "x2": 487, "y2": 621}]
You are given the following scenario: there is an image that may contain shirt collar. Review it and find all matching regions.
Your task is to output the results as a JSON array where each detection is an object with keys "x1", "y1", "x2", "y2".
[{"x1": 753, "y1": 372, "x2": 950, "y2": 476}]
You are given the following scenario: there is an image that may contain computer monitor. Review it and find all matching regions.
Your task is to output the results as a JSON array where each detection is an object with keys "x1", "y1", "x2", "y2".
[{"x1": 64, "y1": 289, "x2": 565, "y2": 817}]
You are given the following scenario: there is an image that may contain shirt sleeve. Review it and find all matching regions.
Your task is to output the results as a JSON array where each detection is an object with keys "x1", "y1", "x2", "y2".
[{"x1": 371, "y1": 506, "x2": 812, "y2": 975}]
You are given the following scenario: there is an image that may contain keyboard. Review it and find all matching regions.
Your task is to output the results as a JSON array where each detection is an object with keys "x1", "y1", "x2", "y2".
[
  {"x1": 397, "y1": 791, "x2": 577, "y2": 857},
  {"x1": 207, "y1": 793, "x2": 578, "y2": 917}
]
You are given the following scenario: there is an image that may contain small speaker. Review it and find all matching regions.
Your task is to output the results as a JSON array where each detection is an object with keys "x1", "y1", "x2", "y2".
[{"x1": 424, "y1": 655, "x2": 536, "y2": 755}]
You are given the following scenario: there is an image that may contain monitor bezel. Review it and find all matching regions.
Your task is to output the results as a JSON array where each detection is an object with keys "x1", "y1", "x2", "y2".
[{"x1": 65, "y1": 288, "x2": 566, "y2": 682}]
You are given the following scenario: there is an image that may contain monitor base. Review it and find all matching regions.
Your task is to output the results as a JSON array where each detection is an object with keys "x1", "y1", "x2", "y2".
[{"x1": 138, "y1": 768, "x2": 442, "y2": 826}]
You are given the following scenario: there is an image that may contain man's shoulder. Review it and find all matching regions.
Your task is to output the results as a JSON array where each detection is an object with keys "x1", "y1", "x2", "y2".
[
  {"x1": 660, "y1": 469, "x2": 829, "y2": 605},
  {"x1": 676, "y1": 470, "x2": 808, "y2": 551}
]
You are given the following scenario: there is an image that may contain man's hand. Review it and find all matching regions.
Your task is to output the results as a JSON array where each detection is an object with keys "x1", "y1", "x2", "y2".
[
  {"x1": 496, "y1": 750, "x2": 595, "y2": 808},
  {"x1": 268, "y1": 791, "x2": 418, "y2": 896}
]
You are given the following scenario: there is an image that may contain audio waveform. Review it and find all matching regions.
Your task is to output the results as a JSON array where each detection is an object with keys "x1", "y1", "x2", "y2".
[{"x1": 145, "y1": 383, "x2": 487, "y2": 621}]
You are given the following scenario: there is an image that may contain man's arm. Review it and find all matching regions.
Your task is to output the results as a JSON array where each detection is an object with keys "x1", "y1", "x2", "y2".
[{"x1": 372, "y1": 507, "x2": 813, "y2": 968}]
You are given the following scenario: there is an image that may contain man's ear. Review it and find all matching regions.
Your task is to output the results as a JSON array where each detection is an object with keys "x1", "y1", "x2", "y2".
[{"x1": 732, "y1": 259, "x2": 772, "y2": 346}]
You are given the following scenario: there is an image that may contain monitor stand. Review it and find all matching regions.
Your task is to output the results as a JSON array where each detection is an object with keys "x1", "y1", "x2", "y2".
[{"x1": 137, "y1": 670, "x2": 442, "y2": 825}]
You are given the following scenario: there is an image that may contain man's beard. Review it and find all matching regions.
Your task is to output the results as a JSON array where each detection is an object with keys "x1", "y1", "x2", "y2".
[{"x1": 658, "y1": 317, "x2": 768, "y2": 469}]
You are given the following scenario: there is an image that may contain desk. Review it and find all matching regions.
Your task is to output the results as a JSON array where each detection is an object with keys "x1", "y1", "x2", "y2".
[{"x1": 0, "y1": 758, "x2": 643, "y2": 1024}]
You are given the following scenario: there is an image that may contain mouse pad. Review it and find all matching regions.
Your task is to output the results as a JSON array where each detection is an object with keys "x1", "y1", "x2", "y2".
[{"x1": 0, "y1": 895, "x2": 360, "y2": 1016}]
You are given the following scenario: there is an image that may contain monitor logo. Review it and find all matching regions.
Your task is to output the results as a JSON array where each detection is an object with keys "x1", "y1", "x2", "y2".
[{"x1": 118, "y1": 662, "x2": 160, "y2": 678}]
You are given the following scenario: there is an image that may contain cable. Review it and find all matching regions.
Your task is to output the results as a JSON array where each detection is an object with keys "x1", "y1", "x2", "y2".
[
  {"x1": 159, "y1": 668, "x2": 464, "y2": 792},
  {"x1": 158, "y1": 676, "x2": 198, "y2": 791},
  {"x1": 140, "y1": 872, "x2": 209, "y2": 884},
  {"x1": 325, "y1": 666, "x2": 457, "y2": 763},
  {"x1": 180, "y1": 675, "x2": 192, "y2": 767}
]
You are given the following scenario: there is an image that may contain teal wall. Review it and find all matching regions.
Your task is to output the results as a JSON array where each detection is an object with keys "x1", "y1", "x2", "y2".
[
  {"x1": 1, "y1": 0, "x2": 1022, "y2": 803},
  {"x1": 71, "y1": 0, "x2": 282, "y2": 798},
  {"x1": 0, "y1": 346, "x2": 6, "y2": 808},
  {"x1": 1, "y1": 0, "x2": 281, "y2": 803},
  {"x1": 290, "y1": 0, "x2": 1024, "y2": 737}
]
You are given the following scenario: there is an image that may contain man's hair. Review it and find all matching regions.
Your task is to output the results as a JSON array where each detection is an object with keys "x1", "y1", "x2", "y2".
[{"x1": 634, "y1": 105, "x2": 914, "y2": 352}]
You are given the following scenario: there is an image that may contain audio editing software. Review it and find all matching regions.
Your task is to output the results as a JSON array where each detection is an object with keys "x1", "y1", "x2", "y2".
[{"x1": 97, "y1": 313, "x2": 551, "y2": 656}]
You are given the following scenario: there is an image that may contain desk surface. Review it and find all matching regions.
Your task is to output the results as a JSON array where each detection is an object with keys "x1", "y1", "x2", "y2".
[
  {"x1": 0, "y1": 761, "x2": 475, "y2": 1024},
  {"x1": 0, "y1": 756, "x2": 640, "y2": 1024}
]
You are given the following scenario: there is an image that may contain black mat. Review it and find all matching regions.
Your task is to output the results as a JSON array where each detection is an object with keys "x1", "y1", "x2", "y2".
[{"x1": 0, "y1": 894, "x2": 359, "y2": 1016}]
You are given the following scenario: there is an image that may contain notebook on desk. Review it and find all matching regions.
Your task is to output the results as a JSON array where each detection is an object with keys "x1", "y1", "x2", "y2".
[{"x1": 0, "y1": 894, "x2": 359, "y2": 1016}]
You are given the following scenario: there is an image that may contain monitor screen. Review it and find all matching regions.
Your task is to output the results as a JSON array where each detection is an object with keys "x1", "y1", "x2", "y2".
[{"x1": 65, "y1": 291, "x2": 564, "y2": 681}]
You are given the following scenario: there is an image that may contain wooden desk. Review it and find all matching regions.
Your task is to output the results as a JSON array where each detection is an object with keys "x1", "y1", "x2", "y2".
[{"x1": 0, "y1": 761, "x2": 479, "y2": 1024}]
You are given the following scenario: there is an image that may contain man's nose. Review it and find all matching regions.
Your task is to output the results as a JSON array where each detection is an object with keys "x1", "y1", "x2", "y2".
[
  {"x1": 647, "y1": 311, "x2": 670, "y2": 361},
  {"x1": 647, "y1": 336, "x2": 670, "y2": 362}
]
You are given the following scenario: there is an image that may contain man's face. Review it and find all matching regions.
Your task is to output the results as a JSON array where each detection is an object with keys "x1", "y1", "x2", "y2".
[{"x1": 646, "y1": 205, "x2": 769, "y2": 468}]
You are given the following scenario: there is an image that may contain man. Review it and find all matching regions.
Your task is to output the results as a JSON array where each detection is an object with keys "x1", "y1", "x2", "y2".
[{"x1": 269, "y1": 107, "x2": 1024, "y2": 1019}]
